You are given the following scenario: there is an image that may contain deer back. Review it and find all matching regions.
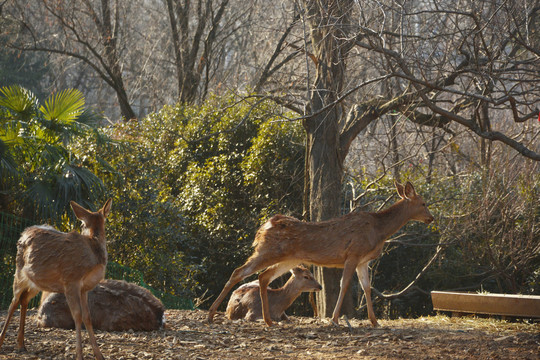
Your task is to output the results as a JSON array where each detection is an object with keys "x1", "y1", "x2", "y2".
[
  {"x1": 16, "y1": 227, "x2": 107, "y2": 293},
  {"x1": 253, "y1": 213, "x2": 379, "y2": 266},
  {"x1": 37, "y1": 280, "x2": 165, "y2": 331},
  {"x1": 251, "y1": 182, "x2": 433, "y2": 267},
  {"x1": 16, "y1": 199, "x2": 112, "y2": 294}
]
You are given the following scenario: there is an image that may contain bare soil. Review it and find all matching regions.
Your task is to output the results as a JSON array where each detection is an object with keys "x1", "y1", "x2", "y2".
[{"x1": 0, "y1": 309, "x2": 538, "y2": 359}]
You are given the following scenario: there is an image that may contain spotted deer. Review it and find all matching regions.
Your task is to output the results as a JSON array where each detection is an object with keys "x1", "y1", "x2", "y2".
[
  {"x1": 226, "y1": 266, "x2": 321, "y2": 321},
  {"x1": 0, "y1": 199, "x2": 112, "y2": 360},
  {"x1": 208, "y1": 181, "x2": 434, "y2": 327}
]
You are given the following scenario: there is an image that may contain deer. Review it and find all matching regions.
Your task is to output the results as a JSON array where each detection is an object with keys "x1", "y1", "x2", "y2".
[
  {"x1": 208, "y1": 181, "x2": 434, "y2": 327},
  {"x1": 0, "y1": 199, "x2": 112, "y2": 360},
  {"x1": 226, "y1": 266, "x2": 322, "y2": 322},
  {"x1": 38, "y1": 279, "x2": 166, "y2": 332}
]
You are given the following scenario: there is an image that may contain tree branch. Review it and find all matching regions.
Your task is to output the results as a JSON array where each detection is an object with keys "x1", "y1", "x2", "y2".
[
  {"x1": 354, "y1": 39, "x2": 540, "y2": 161},
  {"x1": 254, "y1": 14, "x2": 300, "y2": 92},
  {"x1": 372, "y1": 245, "x2": 444, "y2": 300}
]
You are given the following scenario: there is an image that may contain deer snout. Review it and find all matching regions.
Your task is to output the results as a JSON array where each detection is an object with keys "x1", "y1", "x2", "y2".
[{"x1": 424, "y1": 215, "x2": 434, "y2": 224}]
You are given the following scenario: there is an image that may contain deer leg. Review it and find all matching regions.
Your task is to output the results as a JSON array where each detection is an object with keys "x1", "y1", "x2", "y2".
[
  {"x1": 16, "y1": 288, "x2": 38, "y2": 352},
  {"x1": 208, "y1": 255, "x2": 277, "y2": 323},
  {"x1": 64, "y1": 286, "x2": 84, "y2": 360},
  {"x1": 357, "y1": 263, "x2": 379, "y2": 327},
  {"x1": 80, "y1": 290, "x2": 104, "y2": 360},
  {"x1": 0, "y1": 288, "x2": 24, "y2": 349},
  {"x1": 258, "y1": 262, "x2": 296, "y2": 327},
  {"x1": 331, "y1": 259, "x2": 358, "y2": 325}
]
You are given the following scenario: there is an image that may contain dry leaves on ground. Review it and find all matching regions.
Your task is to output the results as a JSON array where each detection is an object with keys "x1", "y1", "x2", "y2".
[{"x1": 0, "y1": 310, "x2": 538, "y2": 359}]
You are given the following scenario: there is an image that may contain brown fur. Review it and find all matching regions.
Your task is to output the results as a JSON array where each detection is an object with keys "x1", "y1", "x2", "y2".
[
  {"x1": 208, "y1": 181, "x2": 434, "y2": 327},
  {"x1": 0, "y1": 199, "x2": 112, "y2": 360},
  {"x1": 38, "y1": 279, "x2": 165, "y2": 332},
  {"x1": 226, "y1": 266, "x2": 321, "y2": 321}
]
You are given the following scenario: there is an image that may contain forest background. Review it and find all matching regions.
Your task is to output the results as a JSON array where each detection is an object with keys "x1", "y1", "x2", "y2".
[{"x1": 0, "y1": 0, "x2": 538, "y2": 320}]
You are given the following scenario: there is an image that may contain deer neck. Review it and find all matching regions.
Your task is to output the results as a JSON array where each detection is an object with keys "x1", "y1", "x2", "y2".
[
  {"x1": 372, "y1": 199, "x2": 411, "y2": 242},
  {"x1": 82, "y1": 228, "x2": 108, "y2": 264},
  {"x1": 82, "y1": 227, "x2": 106, "y2": 243},
  {"x1": 277, "y1": 278, "x2": 302, "y2": 311}
]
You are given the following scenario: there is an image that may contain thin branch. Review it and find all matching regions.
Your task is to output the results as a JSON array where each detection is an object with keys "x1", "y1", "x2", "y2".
[
  {"x1": 372, "y1": 245, "x2": 444, "y2": 300},
  {"x1": 254, "y1": 14, "x2": 300, "y2": 92}
]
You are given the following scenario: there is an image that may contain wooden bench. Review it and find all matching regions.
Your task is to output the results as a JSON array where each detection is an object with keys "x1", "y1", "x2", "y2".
[{"x1": 431, "y1": 291, "x2": 540, "y2": 318}]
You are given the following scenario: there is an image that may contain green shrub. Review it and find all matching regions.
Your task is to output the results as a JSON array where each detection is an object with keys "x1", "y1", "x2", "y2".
[{"x1": 83, "y1": 94, "x2": 305, "y2": 304}]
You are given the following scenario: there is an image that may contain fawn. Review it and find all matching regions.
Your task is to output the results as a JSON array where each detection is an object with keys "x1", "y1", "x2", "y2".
[
  {"x1": 208, "y1": 181, "x2": 433, "y2": 327},
  {"x1": 0, "y1": 199, "x2": 112, "y2": 360},
  {"x1": 226, "y1": 266, "x2": 321, "y2": 321}
]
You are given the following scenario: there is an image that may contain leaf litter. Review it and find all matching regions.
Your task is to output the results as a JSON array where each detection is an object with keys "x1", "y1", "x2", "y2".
[{"x1": 0, "y1": 309, "x2": 537, "y2": 359}]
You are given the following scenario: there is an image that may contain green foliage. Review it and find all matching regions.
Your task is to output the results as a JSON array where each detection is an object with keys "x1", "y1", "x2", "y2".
[
  {"x1": 0, "y1": 85, "x2": 109, "y2": 226},
  {"x1": 40, "y1": 88, "x2": 85, "y2": 123},
  {"x1": 86, "y1": 94, "x2": 305, "y2": 302}
]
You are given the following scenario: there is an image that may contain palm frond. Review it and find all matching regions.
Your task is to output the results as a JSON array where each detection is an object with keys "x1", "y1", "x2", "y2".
[
  {"x1": 0, "y1": 124, "x2": 24, "y2": 146},
  {"x1": 34, "y1": 143, "x2": 69, "y2": 171},
  {"x1": 77, "y1": 108, "x2": 106, "y2": 126},
  {"x1": 56, "y1": 165, "x2": 105, "y2": 213},
  {"x1": 0, "y1": 139, "x2": 20, "y2": 182},
  {"x1": 2, "y1": 85, "x2": 108, "y2": 225},
  {"x1": 39, "y1": 89, "x2": 85, "y2": 124},
  {"x1": 24, "y1": 178, "x2": 57, "y2": 221},
  {"x1": 0, "y1": 85, "x2": 38, "y2": 120}
]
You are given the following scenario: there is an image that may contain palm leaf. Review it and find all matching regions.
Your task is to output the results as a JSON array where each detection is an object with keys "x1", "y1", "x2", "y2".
[
  {"x1": 0, "y1": 139, "x2": 20, "y2": 182},
  {"x1": 39, "y1": 89, "x2": 85, "y2": 124},
  {"x1": 24, "y1": 179, "x2": 57, "y2": 220},
  {"x1": 0, "y1": 124, "x2": 24, "y2": 146},
  {"x1": 77, "y1": 108, "x2": 106, "y2": 126},
  {"x1": 0, "y1": 85, "x2": 38, "y2": 118}
]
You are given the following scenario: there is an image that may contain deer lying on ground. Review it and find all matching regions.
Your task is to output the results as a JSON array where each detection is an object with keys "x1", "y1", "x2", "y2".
[
  {"x1": 38, "y1": 279, "x2": 166, "y2": 332},
  {"x1": 226, "y1": 266, "x2": 322, "y2": 322},
  {"x1": 0, "y1": 199, "x2": 112, "y2": 360},
  {"x1": 208, "y1": 181, "x2": 434, "y2": 327}
]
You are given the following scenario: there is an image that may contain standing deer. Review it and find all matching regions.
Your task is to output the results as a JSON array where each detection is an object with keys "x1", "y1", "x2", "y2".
[
  {"x1": 226, "y1": 266, "x2": 322, "y2": 322},
  {"x1": 208, "y1": 181, "x2": 434, "y2": 327},
  {"x1": 38, "y1": 279, "x2": 166, "y2": 332},
  {"x1": 0, "y1": 199, "x2": 112, "y2": 360}
]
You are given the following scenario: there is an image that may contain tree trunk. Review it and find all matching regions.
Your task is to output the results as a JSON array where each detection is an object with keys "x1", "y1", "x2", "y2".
[
  {"x1": 100, "y1": 0, "x2": 137, "y2": 121},
  {"x1": 116, "y1": 85, "x2": 136, "y2": 121},
  {"x1": 305, "y1": 93, "x2": 355, "y2": 319},
  {"x1": 302, "y1": 0, "x2": 355, "y2": 319}
]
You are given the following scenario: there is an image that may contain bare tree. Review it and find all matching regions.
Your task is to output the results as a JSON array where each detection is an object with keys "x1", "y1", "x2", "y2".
[
  {"x1": 165, "y1": 0, "x2": 230, "y2": 103},
  {"x1": 2, "y1": 0, "x2": 256, "y2": 118},
  {"x1": 4, "y1": 0, "x2": 138, "y2": 120}
]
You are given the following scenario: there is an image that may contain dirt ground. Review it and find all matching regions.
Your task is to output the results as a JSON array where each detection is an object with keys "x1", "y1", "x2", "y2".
[{"x1": 0, "y1": 309, "x2": 538, "y2": 359}]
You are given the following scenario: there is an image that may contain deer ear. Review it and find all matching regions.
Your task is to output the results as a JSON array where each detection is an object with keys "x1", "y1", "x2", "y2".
[
  {"x1": 101, "y1": 198, "x2": 112, "y2": 218},
  {"x1": 395, "y1": 180, "x2": 406, "y2": 199},
  {"x1": 404, "y1": 182, "x2": 417, "y2": 199},
  {"x1": 70, "y1": 201, "x2": 91, "y2": 225}
]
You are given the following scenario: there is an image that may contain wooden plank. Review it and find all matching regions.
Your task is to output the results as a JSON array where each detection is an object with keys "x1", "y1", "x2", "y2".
[{"x1": 431, "y1": 291, "x2": 540, "y2": 318}]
